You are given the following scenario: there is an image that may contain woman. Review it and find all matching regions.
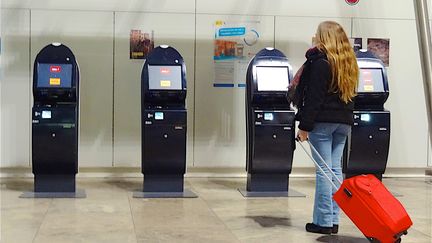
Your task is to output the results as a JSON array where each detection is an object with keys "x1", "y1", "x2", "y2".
[{"x1": 294, "y1": 21, "x2": 359, "y2": 234}]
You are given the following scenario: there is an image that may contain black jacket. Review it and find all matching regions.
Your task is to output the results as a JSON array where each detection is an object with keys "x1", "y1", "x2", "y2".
[{"x1": 295, "y1": 48, "x2": 354, "y2": 132}]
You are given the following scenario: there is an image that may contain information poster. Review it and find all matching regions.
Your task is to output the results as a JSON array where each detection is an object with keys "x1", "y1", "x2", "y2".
[
  {"x1": 367, "y1": 38, "x2": 390, "y2": 67},
  {"x1": 213, "y1": 20, "x2": 261, "y2": 87},
  {"x1": 130, "y1": 30, "x2": 154, "y2": 59}
]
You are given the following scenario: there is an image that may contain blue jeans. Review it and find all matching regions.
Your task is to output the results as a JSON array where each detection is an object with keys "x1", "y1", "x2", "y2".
[{"x1": 308, "y1": 123, "x2": 351, "y2": 227}]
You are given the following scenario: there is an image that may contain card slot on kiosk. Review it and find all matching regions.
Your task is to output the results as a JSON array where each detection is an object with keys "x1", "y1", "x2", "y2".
[
  {"x1": 41, "y1": 110, "x2": 52, "y2": 119},
  {"x1": 264, "y1": 113, "x2": 274, "y2": 121},
  {"x1": 360, "y1": 114, "x2": 371, "y2": 122},
  {"x1": 154, "y1": 112, "x2": 164, "y2": 120}
]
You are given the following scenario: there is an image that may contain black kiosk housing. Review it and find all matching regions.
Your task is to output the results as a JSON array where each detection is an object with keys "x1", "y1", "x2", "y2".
[
  {"x1": 31, "y1": 43, "x2": 80, "y2": 194},
  {"x1": 138, "y1": 45, "x2": 195, "y2": 197},
  {"x1": 343, "y1": 50, "x2": 390, "y2": 180},
  {"x1": 243, "y1": 48, "x2": 298, "y2": 196}
]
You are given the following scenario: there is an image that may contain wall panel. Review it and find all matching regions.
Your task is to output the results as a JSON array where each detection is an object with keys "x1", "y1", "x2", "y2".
[
  {"x1": 2, "y1": 0, "x2": 195, "y2": 13},
  {"x1": 113, "y1": 12, "x2": 195, "y2": 167},
  {"x1": 0, "y1": 9, "x2": 31, "y2": 167},
  {"x1": 196, "y1": 0, "x2": 354, "y2": 18},
  {"x1": 1, "y1": 2, "x2": 430, "y2": 169},
  {"x1": 353, "y1": 18, "x2": 428, "y2": 167},
  {"x1": 194, "y1": 14, "x2": 274, "y2": 167},
  {"x1": 31, "y1": 10, "x2": 114, "y2": 167}
]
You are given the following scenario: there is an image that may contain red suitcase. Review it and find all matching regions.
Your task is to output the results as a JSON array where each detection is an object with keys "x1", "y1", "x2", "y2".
[{"x1": 298, "y1": 140, "x2": 413, "y2": 243}]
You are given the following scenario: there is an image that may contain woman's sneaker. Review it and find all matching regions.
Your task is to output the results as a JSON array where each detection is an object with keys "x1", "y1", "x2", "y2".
[
  {"x1": 332, "y1": 225, "x2": 339, "y2": 234},
  {"x1": 305, "y1": 223, "x2": 332, "y2": 234}
]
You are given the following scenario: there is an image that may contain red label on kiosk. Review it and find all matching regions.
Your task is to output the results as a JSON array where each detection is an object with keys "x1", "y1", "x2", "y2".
[
  {"x1": 50, "y1": 66, "x2": 61, "y2": 73},
  {"x1": 361, "y1": 70, "x2": 373, "y2": 84},
  {"x1": 160, "y1": 68, "x2": 171, "y2": 75}
]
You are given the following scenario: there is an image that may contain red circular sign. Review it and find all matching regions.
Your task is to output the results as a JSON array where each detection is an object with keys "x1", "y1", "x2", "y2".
[{"x1": 345, "y1": 0, "x2": 359, "y2": 5}]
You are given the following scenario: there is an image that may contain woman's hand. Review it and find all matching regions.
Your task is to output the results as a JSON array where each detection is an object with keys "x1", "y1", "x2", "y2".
[{"x1": 297, "y1": 129, "x2": 309, "y2": 142}]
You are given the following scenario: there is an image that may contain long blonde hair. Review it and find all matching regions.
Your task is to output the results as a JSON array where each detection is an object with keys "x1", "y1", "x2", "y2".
[{"x1": 315, "y1": 21, "x2": 359, "y2": 103}]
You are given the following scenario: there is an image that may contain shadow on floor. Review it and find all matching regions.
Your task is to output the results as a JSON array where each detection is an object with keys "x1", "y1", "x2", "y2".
[
  {"x1": 207, "y1": 179, "x2": 244, "y2": 190},
  {"x1": 246, "y1": 216, "x2": 292, "y2": 228},
  {"x1": 104, "y1": 179, "x2": 141, "y2": 191},
  {"x1": 316, "y1": 235, "x2": 369, "y2": 243},
  {"x1": 0, "y1": 180, "x2": 33, "y2": 191}
]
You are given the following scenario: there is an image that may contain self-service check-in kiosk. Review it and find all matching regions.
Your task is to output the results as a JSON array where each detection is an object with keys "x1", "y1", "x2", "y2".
[
  {"x1": 240, "y1": 47, "x2": 303, "y2": 197},
  {"x1": 343, "y1": 50, "x2": 390, "y2": 180},
  {"x1": 135, "y1": 45, "x2": 196, "y2": 198},
  {"x1": 22, "y1": 43, "x2": 85, "y2": 198}
]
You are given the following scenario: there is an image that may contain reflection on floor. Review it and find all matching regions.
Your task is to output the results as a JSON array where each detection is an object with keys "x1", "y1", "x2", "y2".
[{"x1": 1, "y1": 177, "x2": 431, "y2": 243}]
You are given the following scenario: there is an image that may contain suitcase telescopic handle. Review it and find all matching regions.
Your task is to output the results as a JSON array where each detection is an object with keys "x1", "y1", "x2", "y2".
[{"x1": 296, "y1": 138, "x2": 342, "y2": 190}]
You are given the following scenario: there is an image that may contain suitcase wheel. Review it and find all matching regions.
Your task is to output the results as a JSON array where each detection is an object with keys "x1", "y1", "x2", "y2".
[
  {"x1": 367, "y1": 237, "x2": 380, "y2": 243},
  {"x1": 367, "y1": 235, "x2": 404, "y2": 243}
]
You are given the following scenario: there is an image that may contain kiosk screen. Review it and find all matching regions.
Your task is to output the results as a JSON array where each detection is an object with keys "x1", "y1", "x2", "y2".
[
  {"x1": 256, "y1": 66, "x2": 289, "y2": 91},
  {"x1": 37, "y1": 63, "x2": 73, "y2": 88},
  {"x1": 358, "y1": 68, "x2": 385, "y2": 92},
  {"x1": 148, "y1": 65, "x2": 182, "y2": 90}
]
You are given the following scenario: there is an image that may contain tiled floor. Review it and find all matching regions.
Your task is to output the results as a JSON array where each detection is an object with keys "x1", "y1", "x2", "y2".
[{"x1": 1, "y1": 177, "x2": 431, "y2": 243}]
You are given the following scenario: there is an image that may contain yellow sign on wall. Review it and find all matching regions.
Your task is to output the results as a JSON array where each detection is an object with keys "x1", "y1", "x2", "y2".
[
  {"x1": 215, "y1": 20, "x2": 224, "y2": 27},
  {"x1": 49, "y1": 78, "x2": 61, "y2": 86}
]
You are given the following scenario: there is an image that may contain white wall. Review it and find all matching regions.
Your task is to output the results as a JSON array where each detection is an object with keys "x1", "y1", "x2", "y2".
[
  {"x1": 0, "y1": 7, "x2": 1, "y2": 169},
  {"x1": 196, "y1": 0, "x2": 354, "y2": 17},
  {"x1": 1, "y1": 9, "x2": 31, "y2": 167},
  {"x1": 1, "y1": 0, "x2": 195, "y2": 13},
  {"x1": 30, "y1": 10, "x2": 114, "y2": 167},
  {"x1": 1, "y1": 0, "x2": 430, "y2": 169},
  {"x1": 429, "y1": 137, "x2": 431, "y2": 167},
  {"x1": 352, "y1": 18, "x2": 428, "y2": 168},
  {"x1": 194, "y1": 14, "x2": 275, "y2": 168},
  {"x1": 113, "y1": 12, "x2": 195, "y2": 167}
]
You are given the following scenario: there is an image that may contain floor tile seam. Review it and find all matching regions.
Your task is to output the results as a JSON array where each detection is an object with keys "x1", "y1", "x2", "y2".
[
  {"x1": 188, "y1": 181, "x2": 242, "y2": 243},
  {"x1": 410, "y1": 226, "x2": 432, "y2": 238},
  {"x1": 127, "y1": 196, "x2": 139, "y2": 243},
  {"x1": 31, "y1": 199, "x2": 53, "y2": 243}
]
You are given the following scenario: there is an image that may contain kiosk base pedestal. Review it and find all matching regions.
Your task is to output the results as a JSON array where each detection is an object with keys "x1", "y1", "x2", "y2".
[
  {"x1": 246, "y1": 173, "x2": 288, "y2": 191},
  {"x1": 240, "y1": 174, "x2": 305, "y2": 197},
  {"x1": 134, "y1": 174, "x2": 198, "y2": 198},
  {"x1": 33, "y1": 174, "x2": 76, "y2": 192},
  {"x1": 141, "y1": 174, "x2": 183, "y2": 192},
  {"x1": 143, "y1": 174, "x2": 184, "y2": 192},
  {"x1": 20, "y1": 189, "x2": 86, "y2": 198}
]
